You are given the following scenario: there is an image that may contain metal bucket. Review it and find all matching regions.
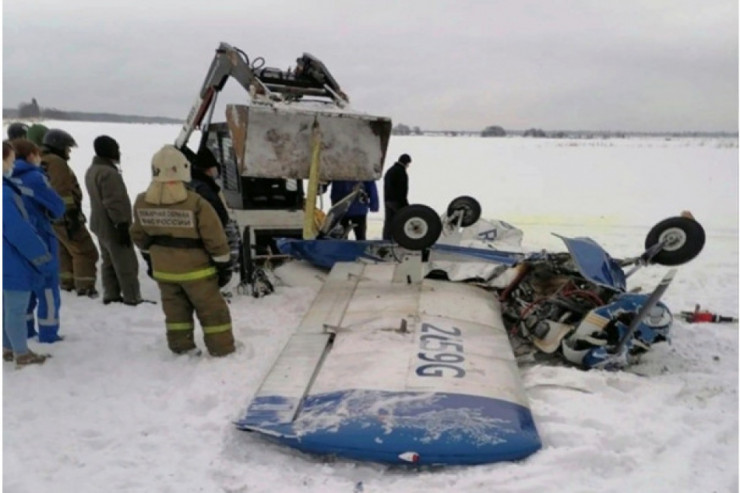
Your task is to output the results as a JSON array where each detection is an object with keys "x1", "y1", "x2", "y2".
[{"x1": 226, "y1": 103, "x2": 392, "y2": 181}]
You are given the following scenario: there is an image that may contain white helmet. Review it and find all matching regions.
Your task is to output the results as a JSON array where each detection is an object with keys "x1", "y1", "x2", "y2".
[{"x1": 151, "y1": 145, "x2": 191, "y2": 182}]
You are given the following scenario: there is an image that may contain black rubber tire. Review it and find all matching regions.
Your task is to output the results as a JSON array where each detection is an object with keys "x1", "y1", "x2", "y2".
[
  {"x1": 391, "y1": 204, "x2": 443, "y2": 250},
  {"x1": 645, "y1": 216, "x2": 706, "y2": 266},
  {"x1": 446, "y1": 196, "x2": 482, "y2": 227}
]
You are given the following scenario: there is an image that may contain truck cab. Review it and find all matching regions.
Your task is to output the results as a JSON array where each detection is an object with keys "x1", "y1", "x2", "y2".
[{"x1": 200, "y1": 123, "x2": 305, "y2": 288}]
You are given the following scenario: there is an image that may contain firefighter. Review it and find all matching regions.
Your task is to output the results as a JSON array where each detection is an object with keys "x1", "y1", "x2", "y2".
[
  {"x1": 130, "y1": 145, "x2": 236, "y2": 357},
  {"x1": 41, "y1": 129, "x2": 100, "y2": 296}
]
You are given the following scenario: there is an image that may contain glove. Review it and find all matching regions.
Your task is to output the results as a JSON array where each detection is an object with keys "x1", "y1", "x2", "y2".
[
  {"x1": 215, "y1": 260, "x2": 233, "y2": 288},
  {"x1": 115, "y1": 222, "x2": 132, "y2": 247},
  {"x1": 64, "y1": 210, "x2": 83, "y2": 237},
  {"x1": 141, "y1": 252, "x2": 153, "y2": 279}
]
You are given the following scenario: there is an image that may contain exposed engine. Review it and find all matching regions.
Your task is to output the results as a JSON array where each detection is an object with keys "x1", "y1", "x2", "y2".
[{"x1": 499, "y1": 251, "x2": 673, "y2": 369}]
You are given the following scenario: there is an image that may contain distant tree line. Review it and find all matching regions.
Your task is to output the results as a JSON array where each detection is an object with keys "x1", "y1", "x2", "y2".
[
  {"x1": 395, "y1": 123, "x2": 546, "y2": 138},
  {"x1": 5, "y1": 97, "x2": 181, "y2": 124},
  {"x1": 481, "y1": 125, "x2": 506, "y2": 137},
  {"x1": 9, "y1": 98, "x2": 735, "y2": 137},
  {"x1": 523, "y1": 128, "x2": 546, "y2": 137},
  {"x1": 18, "y1": 98, "x2": 41, "y2": 118},
  {"x1": 391, "y1": 123, "x2": 423, "y2": 136}
]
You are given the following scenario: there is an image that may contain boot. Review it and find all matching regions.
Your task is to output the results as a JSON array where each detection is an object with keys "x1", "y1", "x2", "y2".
[
  {"x1": 167, "y1": 330, "x2": 196, "y2": 355},
  {"x1": 124, "y1": 298, "x2": 156, "y2": 305},
  {"x1": 103, "y1": 296, "x2": 123, "y2": 305},
  {"x1": 173, "y1": 347, "x2": 202, "y2": 357},
  {"x1": 77, "y1": 287, "x2": 100, "y2": 299},
  {"x1": 38, "y1": 329, "x2": 64, "y2": 344},
  {"x1": 3, "y1": 348, "x2": 13, "y2": 362},
  {"x1": 205, "y1": 331, "x2": 236, "y2": 357},
  {"x1": 15, "y1": 351, "x2": 49, "y2": 368}
]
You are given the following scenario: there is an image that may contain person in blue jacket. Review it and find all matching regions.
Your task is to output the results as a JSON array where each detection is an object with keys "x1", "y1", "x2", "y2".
[
  {"x1": 3, "y1": 141, "x2": 55, "y2": 366},
  {"x1": 326, "y1": 180, "x2": 379, "y2": 240},
  {"x1": 11, "y1": 139, "x2": 66, "y2": 342}
]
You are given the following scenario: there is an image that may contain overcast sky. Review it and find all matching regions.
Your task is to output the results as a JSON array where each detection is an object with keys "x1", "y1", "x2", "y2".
[{"x1": 3, "y1": 0, "x2": 738, "y2": 132}]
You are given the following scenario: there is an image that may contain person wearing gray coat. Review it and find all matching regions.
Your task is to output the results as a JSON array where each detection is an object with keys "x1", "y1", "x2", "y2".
[{"x1": 84, "y1": 136, "x2": 142, "y2": 305}]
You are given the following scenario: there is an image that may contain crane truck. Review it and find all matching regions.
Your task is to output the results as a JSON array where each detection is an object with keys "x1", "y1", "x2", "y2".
[{"x1": 173, "y1": 42, "x2": 392, "y2": 295}]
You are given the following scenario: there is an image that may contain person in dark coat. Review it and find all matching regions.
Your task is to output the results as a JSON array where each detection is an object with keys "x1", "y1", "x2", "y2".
[
  {"x1": 84, "y1": 135, "x2": 142, "y2": 305},
  {"x1": 3, "y1": 140, "x2": 54, "y2": 366},
  {"x1": 186, "y1": 146, "x2": 240, "y2": 279},
  {"x1": 187, "y1": 150, "x2": 229, "y2": 226},
  {"x1": 11, "y1": 139, "x2": 66, "y2": 342},
  {"x1": 327, "y1": 180, "x2": 379, "y2": 240},
  {"x1": 382, "y1": 153, "x2": 412, "y2": 240}
]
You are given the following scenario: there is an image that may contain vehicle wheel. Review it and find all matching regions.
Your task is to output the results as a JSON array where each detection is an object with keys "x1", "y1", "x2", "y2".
[
  {"x1": 391, "y1": 205, "x2": 443, "y2": 250},
  {"x1": 645, "y1": 216, "x2": 706, "y2": 266},
  {"x1": 446, "y1": 196, "x2": 482, "y2": 227}
]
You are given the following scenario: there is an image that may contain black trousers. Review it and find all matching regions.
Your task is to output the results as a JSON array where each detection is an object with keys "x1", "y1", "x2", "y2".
[
  {"x1": 340, "y1": 215, "x2": 368, "y2": 240},
  {"x1": 382, "y1": 201, "x2": 405, "y2": 240}
]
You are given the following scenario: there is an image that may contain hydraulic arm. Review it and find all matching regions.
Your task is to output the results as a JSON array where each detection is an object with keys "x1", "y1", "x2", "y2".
[{"x1": 175, "y1": 42, "x2": 348, "y2": 149}]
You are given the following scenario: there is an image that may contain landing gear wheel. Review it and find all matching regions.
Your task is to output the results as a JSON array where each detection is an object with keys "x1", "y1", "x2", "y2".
[
  {"x1": 645, "y1": 216, "x2": 706, "y2": 266},
  {"x1": 446, "y1": 196, "x2": 482, "y2": 227},
  {"x1": 391, "y1": 205, "x2": 443, "y2": 250}
]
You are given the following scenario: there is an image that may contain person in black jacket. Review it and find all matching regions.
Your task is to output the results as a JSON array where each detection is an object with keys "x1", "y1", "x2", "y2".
[
  {"x1": 188, "y1": 153, "x2": 229, "y2": 226},
  {"x1": 185, "y1": 146, "x2": 240, "y2": 282},
  {"x1": 382, "y1": 153, "x2": 412, "y2": 240}
]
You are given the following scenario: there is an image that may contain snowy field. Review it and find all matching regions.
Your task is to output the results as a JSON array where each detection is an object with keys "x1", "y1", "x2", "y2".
[{"x1": 2, "y1": 120, "x2": 738, "y2": 493}]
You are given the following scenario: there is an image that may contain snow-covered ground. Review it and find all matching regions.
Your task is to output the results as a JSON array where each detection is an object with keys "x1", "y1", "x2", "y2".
[{"x1": 3, "y1": 121, "x2": 738, "y2": 492}]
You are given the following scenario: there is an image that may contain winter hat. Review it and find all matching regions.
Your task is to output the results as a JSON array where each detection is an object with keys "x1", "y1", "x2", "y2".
[
  {"x1": 399, "y1": 153, "x2": 412, "y2": 164},
  {"x1": 42, "y1": 128, "x2": 77, "y2": 151},
  {"x1": 93, "y1": 135, "x2": 120, "y2": 161},
  {"x1": 151, "y1": 145, "x2": 191, "y2": 182},
  {"x1": 26, "y1": 124, "x2": 48, "y2": 146},
  {"x1": 7, "y1": 122, "x2": 28, "y2": 140}
]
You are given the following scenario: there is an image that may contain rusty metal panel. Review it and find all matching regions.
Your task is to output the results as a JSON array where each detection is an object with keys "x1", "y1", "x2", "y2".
[
  {"x1": 226, "y1": 105, "x2": 249, "y2": 175},
  {"x1": 226, "y1": 103, "x2": 391, "y2": 180}
]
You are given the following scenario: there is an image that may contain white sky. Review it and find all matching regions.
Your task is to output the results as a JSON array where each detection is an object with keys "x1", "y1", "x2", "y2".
[{"x1": 2, "y1": 0, "x2": 738, "y2": 132}]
